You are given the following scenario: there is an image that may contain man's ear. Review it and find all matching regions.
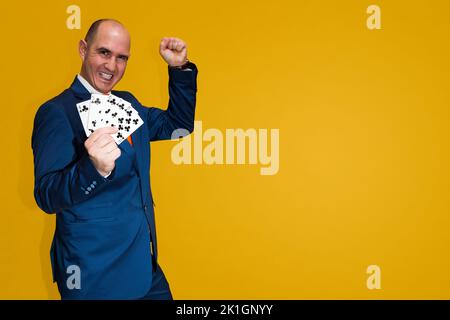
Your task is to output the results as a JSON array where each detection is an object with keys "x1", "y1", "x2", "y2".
[{"x1": 79, "y1": 40, "x2": 88, "y2": 61}]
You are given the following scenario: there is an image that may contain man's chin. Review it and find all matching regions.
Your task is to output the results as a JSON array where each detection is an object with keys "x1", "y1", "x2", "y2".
[
  {"x1": 94, "y1": 78, "x2": 116, "y2": 93},
  {"x1": 99, "y1": 88, "x2": 112, "y2": 94},
  {"x1": 96, "y1": 84, "x2": 114, "y2": 94}
]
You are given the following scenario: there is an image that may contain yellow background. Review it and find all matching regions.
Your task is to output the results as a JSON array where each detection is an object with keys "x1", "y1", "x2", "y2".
[{"x1": 1, "y1": 0, "x2": 449, "y2": 299}]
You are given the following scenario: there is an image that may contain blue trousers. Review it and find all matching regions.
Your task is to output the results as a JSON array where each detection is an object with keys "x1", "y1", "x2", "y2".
[{"x1": 138, "y1": 263, "x2": 173, "y2": 300}]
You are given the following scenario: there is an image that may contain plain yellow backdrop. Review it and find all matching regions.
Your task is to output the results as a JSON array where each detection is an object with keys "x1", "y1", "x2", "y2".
[{"x1": 1, "y1": 0, "x2": 449, "y2": 299}]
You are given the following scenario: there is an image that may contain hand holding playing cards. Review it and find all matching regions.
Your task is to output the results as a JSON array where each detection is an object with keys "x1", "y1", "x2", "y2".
[
  {"x1": 84, "y1": 127, "x2": 121, "y2": 177},
  {"x1": 159, "y1": 37, "x2": 188, "y2": 67}
]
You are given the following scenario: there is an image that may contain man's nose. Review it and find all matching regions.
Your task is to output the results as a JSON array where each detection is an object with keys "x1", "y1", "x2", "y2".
[{"x1": 104, "y1": 58, "x2": 116, "y2": 72}]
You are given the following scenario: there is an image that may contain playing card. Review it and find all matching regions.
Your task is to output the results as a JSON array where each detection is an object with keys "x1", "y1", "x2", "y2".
[
  {"x1": 110, "y1": 94, "x2": 131, "y2": 112},
  {"x1": 110, "y1": 95, "x2": 144, "y2": 144},
  {"x1": 76, "y1": 100, "x2": 92, "y2": 137},
  {"x1": 87, "y1": 94, "x2": 117, "y2": 131}
]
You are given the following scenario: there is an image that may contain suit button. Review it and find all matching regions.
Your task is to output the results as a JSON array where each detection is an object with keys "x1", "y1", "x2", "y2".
[
  {"x1": 92, "y1": 181, "x2": 97, "y2": 185},
  {"x1": 85, "y1": 191, "x2": 89, "y2": 195},
  {"x1": 90, "y1": 184, "x2": 95, "y2": 188},
  {"x1": 87, "y1": 187, "x2": 91, "y2": 191},
  {"x1": 144, "y1": 205, "x2": 147, "y2": 211}
]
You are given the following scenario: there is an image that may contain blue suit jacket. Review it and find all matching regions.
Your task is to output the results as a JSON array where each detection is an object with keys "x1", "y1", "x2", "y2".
[{"x1": 32, "y1": 63, "x2": 198, "y2": 299}]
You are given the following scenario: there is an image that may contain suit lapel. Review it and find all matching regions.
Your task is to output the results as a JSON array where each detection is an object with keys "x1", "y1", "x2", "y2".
[
  {"x1": 67, "y1": 76, "x2": 91, "y2": 140},
  {"x1": 129, "y1": 108, "x2": 145, "y2": 173},
  {"x1": 112, "y1": 91, "x2": 146, "y2": 175},
  {"x1": 118, "y1": 138, "x2": 136, "y2": 158},
  {"x1": 70, "y1": 76, "x2": 91, "y2": 101}
]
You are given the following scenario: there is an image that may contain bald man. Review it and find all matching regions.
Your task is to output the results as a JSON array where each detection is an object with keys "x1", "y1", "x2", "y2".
[{"x1": 32, "y1": 19, "x2": 198, "y2": 299}]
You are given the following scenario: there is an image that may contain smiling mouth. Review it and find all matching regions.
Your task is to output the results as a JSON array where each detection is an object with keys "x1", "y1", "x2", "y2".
[{"x1": 98, "y1": 72, "x2": 113, "y2": 81}]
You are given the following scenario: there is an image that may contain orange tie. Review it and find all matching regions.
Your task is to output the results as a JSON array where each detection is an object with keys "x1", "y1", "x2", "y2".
[{"x1": 127, "y1": 135, "x2": 133, "y2": 146}]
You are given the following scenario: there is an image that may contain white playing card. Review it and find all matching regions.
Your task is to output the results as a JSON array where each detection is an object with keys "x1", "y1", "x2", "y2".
[
  {"x1": 110, "y1": 95, "x2": 144, "y2": 144},
  {"x1": 111, "y1": 94, "x2": 132, "y2": 112},
  {"x1": 76, "y1": 100, "x2": 92, "y2": 137},
  {"x1": 87, "y1": 94, "x2": 115, "y2": 131}
]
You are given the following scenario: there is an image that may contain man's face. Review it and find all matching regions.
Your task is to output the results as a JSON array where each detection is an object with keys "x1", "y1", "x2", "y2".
[{"x1": 79, "y1": 22, "x2": 131, "y2": 94}]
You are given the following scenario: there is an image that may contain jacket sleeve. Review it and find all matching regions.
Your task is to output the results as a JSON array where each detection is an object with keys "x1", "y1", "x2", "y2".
[
  {"x1": 32, "y1": 102, "x2": 112, "y2": 214},
  {"x1": 144, "y1": 62, "x2": 198, "y2": 141}
]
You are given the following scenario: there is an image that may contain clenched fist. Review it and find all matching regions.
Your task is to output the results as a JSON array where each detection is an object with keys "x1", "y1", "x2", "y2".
[
  {"x1": 159, "y1": 37, "x2": 188, "y2": 67},
  {"x1": 84, "y1": 127, "x2": 121, "y2": 177}
]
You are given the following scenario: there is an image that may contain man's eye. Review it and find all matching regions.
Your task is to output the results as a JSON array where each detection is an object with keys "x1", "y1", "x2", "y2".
[
  {"x1": 118, "y1": 56, "x2": 128, "y2": 62},
  {"x1": 99, "y1": 50, "x2": 109, "y2": 56}
]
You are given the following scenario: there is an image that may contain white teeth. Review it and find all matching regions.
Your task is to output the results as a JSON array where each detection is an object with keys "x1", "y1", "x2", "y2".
[{"x1": 99, "y1": 72, "x2": 113, "y2": 80}]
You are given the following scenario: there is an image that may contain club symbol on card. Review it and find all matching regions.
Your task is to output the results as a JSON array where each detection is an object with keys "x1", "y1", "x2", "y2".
[
  {"x1": 93, "y1": 98, "x2": 101, "y2": 104},
  {"x1": 125, "y1": 118, "x2": 131, "y2": 124},
  {"x1": 126, "y1": 110, "x2": 132, "y2": 116},
  {"x1": 112, "y1": 112, "x2": 118, "y2": 118},
  {"x1": 91, "y1": 120, "x2": 97, "y2": 127},
  {"x1": 118, "y1": 118, "x2": 124, "y2": 124},
  {"x1": 80, "y1": 105, "x2": 88, "y2": 112},
  {"x1": 125, "y1": 126, "x2": 130, "y2": 132},
  {"x1": 117, "y1": 132, "x2": 123, "y2": 139},
  {"x1": 133, "y1": 119, "x2": 139, "y2": 125}
]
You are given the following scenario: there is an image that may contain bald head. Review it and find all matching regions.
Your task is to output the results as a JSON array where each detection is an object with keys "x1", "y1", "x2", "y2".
[{"x1": 84, "y1": 19, "x2": 130, "y2": 45}]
